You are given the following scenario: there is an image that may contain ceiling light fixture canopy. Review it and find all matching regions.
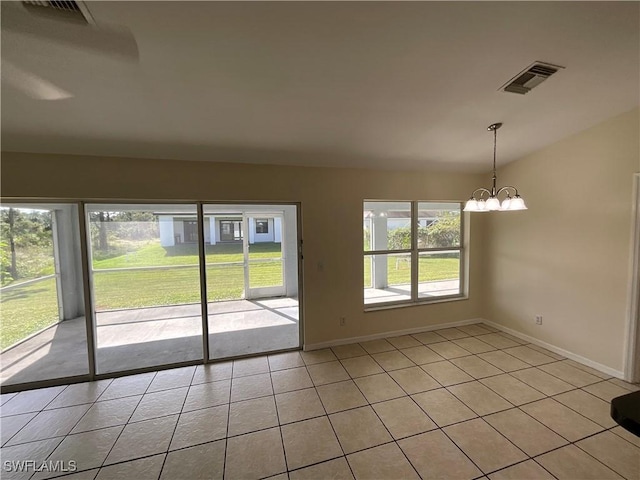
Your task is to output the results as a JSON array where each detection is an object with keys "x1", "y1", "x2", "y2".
[{"x1": 464, "y1": 123, "x2": 527, "y2": 212}]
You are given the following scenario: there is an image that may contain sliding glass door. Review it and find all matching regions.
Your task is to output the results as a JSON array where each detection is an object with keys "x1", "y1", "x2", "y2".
[
  {"x1": 204, "y1": 205, "x2": 299, "y2": 360},
  {"x1": 87, "y1": 204, "x2": 203, "y2": 374},
  {"x1": 0, "y1": 203, "x2": 88, "y2": 387},
  {"x1": 1, "y1": 201, "x2": 301, "y2": 390},
  {"x1": 88, "y1": 203, "x2": 299, "y2": 371}
]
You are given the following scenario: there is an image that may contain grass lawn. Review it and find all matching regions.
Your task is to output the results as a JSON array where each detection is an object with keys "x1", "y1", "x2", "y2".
[
  {"x1": 93, "y1": 261, "x2": 283, "y2": 310},
  {"x1": 364, "y1": 255, "x2": 460, "y2": 287},
  {"x1": 92, "y1": 242, "x2": 283, "y2": 309},
  {"x1": 93, "y1": 241, "x2": 281, "y2": 269},
  {"x1": 0, "y1": 277, "x2": 59, "y2": 350}
]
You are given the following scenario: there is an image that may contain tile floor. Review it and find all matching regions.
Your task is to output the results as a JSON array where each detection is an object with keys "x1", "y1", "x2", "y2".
[{"x1": 1, "y1": 323, "x2": 638, "y2": 480}]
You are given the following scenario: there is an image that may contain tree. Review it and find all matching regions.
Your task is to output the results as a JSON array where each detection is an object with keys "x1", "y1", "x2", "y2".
[
  {"x1": 0, "y1": 208, "x2": 53, "y2": 283},
  {"x1": 98, "y1": 212, "x2": 109, "y2": 251}
]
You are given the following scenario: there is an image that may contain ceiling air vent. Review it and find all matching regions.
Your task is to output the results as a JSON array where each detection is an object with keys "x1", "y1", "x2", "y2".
[
  {"x1": 500, "y1": 62, "x2": 564, "y2": 95},
  {"x1": 21, "y1": 0, "x2": 94, "y2": 24}
]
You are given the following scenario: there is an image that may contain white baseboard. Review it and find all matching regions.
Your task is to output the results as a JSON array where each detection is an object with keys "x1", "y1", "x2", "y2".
[
  {"x1": 305, "y1": 316, "x2": 625, "y2": 379},
  {"x1": 304, "y1": 318, "x2": 485, "y2": 351},
  {"x1": 480, "y1": 318, "x2": 624, "y2": 379}
]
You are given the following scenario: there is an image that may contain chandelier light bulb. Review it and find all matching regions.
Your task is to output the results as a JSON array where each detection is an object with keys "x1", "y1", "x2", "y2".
[
  {"x1": 463, "y1": 199, "x2": 479, "y2": 212},
  {"x1": 486, "y1": 197, "x2": 501, "y2": 211},
  {"x1": 509, "y1": 196, "x2": 527, "y2": 211}
]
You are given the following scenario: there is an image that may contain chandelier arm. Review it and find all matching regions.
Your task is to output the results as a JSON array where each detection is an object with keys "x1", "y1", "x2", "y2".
[
  {"x1": 470, "y1": 187, "x2": 492, "y2": 199},
  {"x1": 496, "y1": 186, "x2": 520, "y2": 197}
]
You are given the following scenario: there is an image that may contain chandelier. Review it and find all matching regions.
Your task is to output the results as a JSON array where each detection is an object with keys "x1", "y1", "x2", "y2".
[{"x1": 464, "y1": 123, "x2": 527, "y2": 212}]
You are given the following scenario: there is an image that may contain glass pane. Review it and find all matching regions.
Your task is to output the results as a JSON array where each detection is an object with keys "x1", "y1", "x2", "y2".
[
  {"x1": 88, "y1": 204, "x2": 202, "y2": 374},
  {"x1": 2, "y1": 276, "x2": 58, "y2": 349},
  {"x1": 1, "y1": 208, "x2": 57, "y2": 350},
  {"x1": 418, "y1": 251, "x2": 461, "y2": 298},
  {"x1": 203, "y1": 212, "x2": 246, "y2": 305},
  {"x1": 364, "y1": 253, "x2": 412, "y2": 304},
  {"x1": 204, "y1": 205, "x2": 298, "y2": 360},
  {"x1": 249, "y1": 257, "x2": 283, "y2": 289},
  {"x1": 1, "y1": 204, "x2": 88, "y2": 386},
  {"x1": 364, "y1": 256, "x2": 372, "y2": 289},
  {"x1": 363, "y1": 201, "x2": 412, "y2": 251},
  {"x1": 248, "y1": 218, "x2": 283, "y2": 289},
  {"x1": 417, "y1": 202, "x2": 461, "y2": 248},
  {"x1": 207, "y1": 261, "x2": 244, "y2": 302}
]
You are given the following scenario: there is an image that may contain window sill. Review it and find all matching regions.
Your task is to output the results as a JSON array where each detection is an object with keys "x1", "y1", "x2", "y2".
[{"x1": 364, "y1": 294, "x2": 468, "y2": 312}]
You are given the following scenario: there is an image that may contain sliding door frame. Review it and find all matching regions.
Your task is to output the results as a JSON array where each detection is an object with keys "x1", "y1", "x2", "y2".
[
  {"x1": 78, "y1": 202, "x2": 98, "y2": 381},
  {"x1": 244, "y1": 211, "x2": 287, "y2": 300},
  {"x1": 0, "y1": 197, "x2": 303, "y2": 394},
  {"x1": 197, "y1": 203, "x2": 210, "y2": 362}
]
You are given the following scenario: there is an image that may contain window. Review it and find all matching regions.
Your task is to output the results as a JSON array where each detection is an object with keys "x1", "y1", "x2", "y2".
[
  {"x1": 256, "y1": 219, "x2": 269, "y2": 234},
  {"x1": 0, "y1": 203, "x2": 89, "y2": 386},
  {"x1": 363, "y1": 201, "x2": 464, "y2": 306}
]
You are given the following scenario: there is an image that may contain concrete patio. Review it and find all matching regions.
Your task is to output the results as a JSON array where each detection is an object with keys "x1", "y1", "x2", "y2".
[
  {"x1": 1, "y1": 297, "x2": 299, "y2": 386},
  {"x1": 364, "y1": 279, "x2": 460, "y2": 304}
]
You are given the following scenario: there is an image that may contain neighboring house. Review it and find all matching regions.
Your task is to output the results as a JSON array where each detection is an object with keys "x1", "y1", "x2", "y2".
[{"x1": 157, "y1": 215, "x2": 282, "y2": 246}]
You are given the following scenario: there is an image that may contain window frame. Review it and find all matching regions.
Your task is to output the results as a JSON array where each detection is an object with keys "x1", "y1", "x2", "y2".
[{"x1": 363, "y1": 200, "x2": 466, "y2": 310}]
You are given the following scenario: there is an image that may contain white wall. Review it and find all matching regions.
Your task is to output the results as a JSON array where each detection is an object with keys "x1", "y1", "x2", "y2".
[
  {"x1": 209, "y1": 216, "x2": 216, "y2": 245},
  {"x1": 203, "y1": 218, "x2": 211, "y2": 244},
  {"x1": 483, "y1": 108, "x2": 640, "y2": 373},
  {"x1": 252, "y1": 217, "x2": 276, "y2": 243},
  {"x1": 159, "y1": 216, "x2": 175, "y2": 246}
]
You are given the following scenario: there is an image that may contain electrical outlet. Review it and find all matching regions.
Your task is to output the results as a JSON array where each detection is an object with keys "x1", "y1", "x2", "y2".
[
  {"x1": 535, "y1": 315, "x2": 543, "y2": 325},
  {"x1": 340, "y1": 316, "x2": 346, "y2": 326}
]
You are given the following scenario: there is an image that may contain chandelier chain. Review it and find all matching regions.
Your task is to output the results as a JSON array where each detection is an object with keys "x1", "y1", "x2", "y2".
[
  {"x1": 491, "y1": 124, "x2": 498, "y2": 195},
  {"x1": 493, "y1": 127, "x2": 497, "y2": 178}
]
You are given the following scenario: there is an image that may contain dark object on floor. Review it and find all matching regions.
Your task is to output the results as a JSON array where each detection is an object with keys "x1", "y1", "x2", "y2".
[{"x1": 611, "y1": 390, "x2": 640, "y2": 437}]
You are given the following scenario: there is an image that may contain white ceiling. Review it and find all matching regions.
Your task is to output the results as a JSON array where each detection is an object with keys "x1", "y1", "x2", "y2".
[{"x1": 1, "y1": 1, "x2": 638, "y2": 172}]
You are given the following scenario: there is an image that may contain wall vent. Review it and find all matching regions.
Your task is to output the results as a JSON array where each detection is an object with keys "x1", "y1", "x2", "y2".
[
  {"x1": 500, "y1": 62, "x2": 564, "y2": 95},
  {"x1": 21, "y1": 1, "x2": 94, "y2": 24}
]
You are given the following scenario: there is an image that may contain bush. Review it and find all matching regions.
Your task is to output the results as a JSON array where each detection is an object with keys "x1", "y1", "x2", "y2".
[
  {"x1": 384, "y1": 212, "x2": 461, "y2": 250},
  {"x1": 388, "y1": 227, "x2": 412, "y2": 249},
  {"x1": 422, "y1": 212, "x2": 460, "y2": 248}
]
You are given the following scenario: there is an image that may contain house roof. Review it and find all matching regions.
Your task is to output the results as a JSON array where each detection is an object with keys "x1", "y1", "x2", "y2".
[
  {"x1": 363, "y1": 211, "x2": 445, "y2": 220},
  {"x1": 1, "y1": 2, "x2": 638, "y2": 172}
]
